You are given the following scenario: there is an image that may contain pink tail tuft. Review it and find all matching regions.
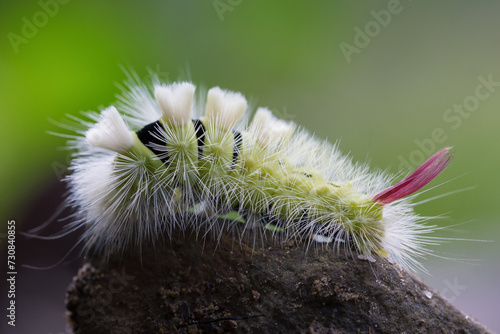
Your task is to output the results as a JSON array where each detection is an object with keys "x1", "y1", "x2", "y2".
[{"x1": 373, "y1": 147, "x2": 453, "y2": 205}]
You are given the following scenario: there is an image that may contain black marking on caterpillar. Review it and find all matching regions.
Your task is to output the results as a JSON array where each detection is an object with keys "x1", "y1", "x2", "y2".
[
  {"x1": 232, "y1": 130, "x2": 242, "y2": 170},
  {"x1": 192, "y1": 119, "x2": 206, "y2": 160},
  {"x1": 136, "y1": 120, "x2": 169, "y2": 164}
]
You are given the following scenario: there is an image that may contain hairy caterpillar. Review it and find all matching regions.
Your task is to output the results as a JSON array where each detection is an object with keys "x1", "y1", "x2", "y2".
[{"x1": 63, "y1": 75, "x2": 452, "y2": 273}]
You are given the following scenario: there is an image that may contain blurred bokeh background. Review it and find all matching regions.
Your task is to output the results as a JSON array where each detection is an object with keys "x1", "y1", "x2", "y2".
[{"x1": 1, "y1": 1, "x2": 499, "y2": 332}]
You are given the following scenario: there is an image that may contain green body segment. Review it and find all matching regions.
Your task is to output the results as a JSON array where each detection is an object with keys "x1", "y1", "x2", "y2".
[{"x1": 122, "y1": 118, "x2": 386, "y2": 256}]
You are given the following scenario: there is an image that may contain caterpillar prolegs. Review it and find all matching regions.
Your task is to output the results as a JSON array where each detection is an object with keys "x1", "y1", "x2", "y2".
[{"x1": 66, "y1": 78, "x2": 452, "y2": 273}]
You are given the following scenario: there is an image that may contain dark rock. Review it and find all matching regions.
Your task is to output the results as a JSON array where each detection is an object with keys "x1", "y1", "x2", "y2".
[{"x1": 66, "y1": 230, "x2": 490, "y2": 333}]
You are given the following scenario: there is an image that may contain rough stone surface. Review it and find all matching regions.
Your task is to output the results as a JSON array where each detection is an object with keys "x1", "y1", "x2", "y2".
[{"x1": 66, "y1": 230, "x2": 490, "y2": 333}]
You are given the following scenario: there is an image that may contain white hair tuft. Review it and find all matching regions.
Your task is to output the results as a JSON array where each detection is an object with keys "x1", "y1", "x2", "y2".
[
  {"x1": 250, "y1": 107, "x2": 296, "y2": 147},
  {"x1": 205, "y1": 86, "x2": 247, "y2": 131},
  {"x1": 154, "y1": 82, "x2": 196, "y2": 124},
  {"x1": 85, "y1": 106, "x2": 134, "y2": 153}
]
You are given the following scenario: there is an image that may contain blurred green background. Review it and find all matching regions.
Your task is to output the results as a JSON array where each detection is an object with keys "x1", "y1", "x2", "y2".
[{"x1": 1, "y1": 0, "x2": 499, "y2": 332}]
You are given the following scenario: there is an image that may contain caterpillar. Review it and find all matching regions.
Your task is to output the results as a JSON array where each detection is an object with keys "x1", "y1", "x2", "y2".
[{"x1": 63, "y1": 75, "x2": 452, "y2": 273}]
